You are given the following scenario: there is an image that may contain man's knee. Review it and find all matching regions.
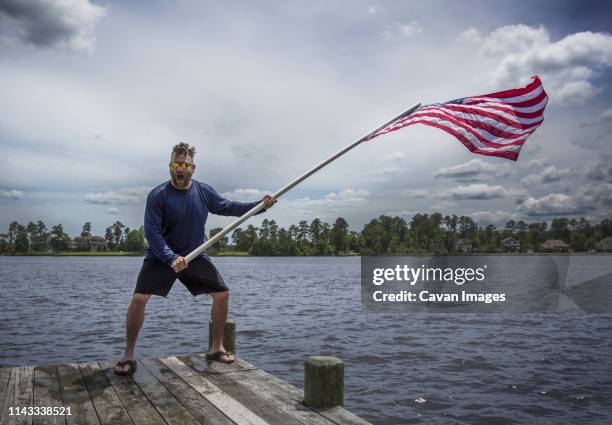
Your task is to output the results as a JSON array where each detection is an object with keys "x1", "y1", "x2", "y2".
[
  {"x1": 211, "y1": 290, "x2": 229, "y2": 301},
  {"x1": 132, "y1": 292, "x2": 151, "y2": 305}
]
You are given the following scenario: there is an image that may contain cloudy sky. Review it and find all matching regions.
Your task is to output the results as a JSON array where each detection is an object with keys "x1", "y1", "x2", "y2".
[{"x1": 1, "y1": 0, "x2": 611, "y2": 236}]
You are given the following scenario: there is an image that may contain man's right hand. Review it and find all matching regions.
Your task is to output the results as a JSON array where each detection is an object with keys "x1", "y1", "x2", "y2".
[{"x1": 171, "y1": 256, "x2": 188, "y2": 273}]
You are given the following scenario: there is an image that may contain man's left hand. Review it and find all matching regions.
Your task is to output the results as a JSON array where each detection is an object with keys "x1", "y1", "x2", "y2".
[
  {"x1": 263, "y1": 194, "x2": 277, "y2": 209},
  {"x1": 171, "y1": 256, "x2": 188, "y2": 273}
]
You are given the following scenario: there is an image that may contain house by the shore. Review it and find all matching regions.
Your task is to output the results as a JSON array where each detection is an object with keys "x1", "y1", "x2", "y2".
[
  {"x1": 454, "y1": 238, "x2": 472, "y2": 253},
  {"x1": 595, "y1": 236, "x2": 612, "y2": 252},
  {"x1": 501, "y1": 237, "x2": 521, "y2": 253},
  {"x1": 69, "y1": 235, "x2": 107, "y2": 252},
  {"x1": 540, "y1": 239, "x2": 570, "y2": 253}
]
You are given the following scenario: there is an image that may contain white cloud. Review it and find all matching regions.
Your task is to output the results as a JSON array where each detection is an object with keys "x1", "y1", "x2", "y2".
[
  {"x1": 401, "y1": 188, "x2": 428, "y2": 198},
  {"x1": 368, "y1": 5, "x2": 378, "y2": 15},
  {"x1": 465, "y1": 25, "x2": 612, "y2": 105},
  {"x1": 582, "y1": 106, "x2": 612, "y2": 126},
  {"x1": 381, "y1": 21, "x2": 422, "y2": 40},
  {"x1": 107, "y1": 207, "x2": 119, "y2": 214},
  {"x1": 437, "y1": 184, "x2": 520, "y2": 200},
  {"x1": 323, "y1": 189, "x2": 369, "y2": 201},
  {"x1": 586, "y1": 156, "x2": 612, "y2": 182},
  {"x1": 435, "y1": 158, "x2": 514, "y2": 182},
  {"x1": 470, "y1": 210, "x2": 518, "y2": 226},
  {"x1": 385, "y1": 210, "x2": 415, "y2": 218},
  {"x1": 0, "y1": 0, "x2": 106, "y2": 52},
  {"x1": 84, "y1": 186, "x2": 150, "y2": 205},
  {"x1": 517, "y1": 193, "x2": 584, "y2": 216},
  {"x1": 0, "y1": 189, "x2": 23, "y2": 200},
  {"x1": 481, "y1": 24, "x2": 549, "y2": 56},
  {"x1": 569, "y1": 133, "x2": 608, "y2": 150},
  {"x1": 521, "y1": 166, "x2": 572, "y2": 186},
  {"x1": 221, "y1": 188, "x2": 271, "y2": 201},
  {"x1": 580, "y1": 183, "x2": 612, "y2": 207},
  {"x1": 282, "y1": 189, "x2": 370, "y2": 217},
  {"x1": 556, "y1": 80, "x2": 601, "y2": 105},
  {"x1": 382, "y1": 151, "x2": 406, "y2": 161},
  {"x1": 595, "y1": 107, "x2": 612, "y2": 123},
  {"x1": 459, "y1": 27, "x2": 481, "y2": 44},
  {"x1": 523, "y1": 157, "x2": 550, "y2": 168}
]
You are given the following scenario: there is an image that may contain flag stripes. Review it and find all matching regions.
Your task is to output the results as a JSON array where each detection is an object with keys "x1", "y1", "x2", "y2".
[{"x1": 366, "y1": 76, "x2": 548, "y2": 161}]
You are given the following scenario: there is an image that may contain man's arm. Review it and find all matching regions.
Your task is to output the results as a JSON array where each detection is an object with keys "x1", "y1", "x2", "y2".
[
  {"x1": 144, "y1": 192, "x2": 177, "y2": 265},
  {"x1": 206, "y1": 185, "x2": 275, "y2": 216}
]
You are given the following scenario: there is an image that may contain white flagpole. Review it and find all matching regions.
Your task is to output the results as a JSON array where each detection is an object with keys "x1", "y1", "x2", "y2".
[{"x1": 185, "y1": 103, "x2": 421, "y2": 262}]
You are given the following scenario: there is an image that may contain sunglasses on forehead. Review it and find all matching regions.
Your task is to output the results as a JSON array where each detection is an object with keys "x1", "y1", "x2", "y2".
[{"x1": 169, "y1": 162, "x2": 194, "y2": 170}]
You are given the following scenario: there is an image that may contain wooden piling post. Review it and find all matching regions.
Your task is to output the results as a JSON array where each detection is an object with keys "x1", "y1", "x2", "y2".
[
  {"x1": 208, "y1": 319, "x2": 235, "y2": 354},
  {"x1": 304, "y1": 356, "x2": 344, "y2": 408}
]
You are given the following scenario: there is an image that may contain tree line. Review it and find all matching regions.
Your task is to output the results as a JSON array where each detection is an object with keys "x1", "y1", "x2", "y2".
[
  {"x1": 213, "y1": 214, "x2": 612, "y2": 255},
  {"x1": 0, "y1": 221, "x2": 146, "y2": 254},
  {"x1": 1, "y1": 214, "x2": 610, "y2": 255}
]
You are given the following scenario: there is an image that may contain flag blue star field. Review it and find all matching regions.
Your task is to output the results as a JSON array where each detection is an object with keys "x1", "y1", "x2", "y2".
[{"x1": 367, "y1": 76, "x2": 548, "y2": 161}]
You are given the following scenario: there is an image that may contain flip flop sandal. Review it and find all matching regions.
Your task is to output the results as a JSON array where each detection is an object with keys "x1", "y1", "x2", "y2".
[
  {"x1": 205, "y1": 351, "x2": 235, "y2": 364},
  {"x1": 114, "y1": 360, "x2": 137, "y2": 376}
]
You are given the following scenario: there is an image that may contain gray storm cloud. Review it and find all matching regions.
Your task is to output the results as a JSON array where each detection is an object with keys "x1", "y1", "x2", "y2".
[{"x1": 0, "y1": 0, "x2": 106, "y2": 51}]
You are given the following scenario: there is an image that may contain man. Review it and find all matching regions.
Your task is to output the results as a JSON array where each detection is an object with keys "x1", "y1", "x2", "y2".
[{"x1": 115, "y1": 142, "x2": 276, "y2": 375}]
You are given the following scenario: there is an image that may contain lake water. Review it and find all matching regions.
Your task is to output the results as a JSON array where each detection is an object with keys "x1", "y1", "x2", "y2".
[{"x1": 1, "y1": 256, "x2": 611, "y2": 424}]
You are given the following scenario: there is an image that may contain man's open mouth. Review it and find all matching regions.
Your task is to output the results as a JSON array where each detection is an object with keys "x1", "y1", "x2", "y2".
[{"x1": 177, "y1": 175, "x2": 185, "y2": 182}]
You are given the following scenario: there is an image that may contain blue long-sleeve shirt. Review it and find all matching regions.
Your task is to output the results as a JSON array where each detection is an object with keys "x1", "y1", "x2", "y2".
[{"x1": 144, "y1": 180, "x2": 262, "y2": 264}]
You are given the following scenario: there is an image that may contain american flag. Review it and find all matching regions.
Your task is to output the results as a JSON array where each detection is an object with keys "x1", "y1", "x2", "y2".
[{"x1": 366, "y1": 76, "x2": 548, "y2": 161}]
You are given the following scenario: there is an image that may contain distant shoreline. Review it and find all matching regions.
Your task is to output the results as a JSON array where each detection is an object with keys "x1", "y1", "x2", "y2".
[{"x1": 2, "y1": 251, "x2": 610, "y2": 257}]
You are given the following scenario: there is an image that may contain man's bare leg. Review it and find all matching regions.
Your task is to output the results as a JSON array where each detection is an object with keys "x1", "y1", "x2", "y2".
[
  {"x1": 208, "y1": 290, "x2": 233, "y2": 361},
  {"x1": 115, "y1": 292, "x2": 151, "y2": 373}
]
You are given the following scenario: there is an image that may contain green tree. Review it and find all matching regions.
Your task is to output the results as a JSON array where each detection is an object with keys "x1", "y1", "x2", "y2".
[
  {"x1": 25, "y1": 222, "x2": 38, "y2": 252},
  {"x1": 444, "y1": 215, "x2": 458, "y2": 252},
  {"x1": 231, "y1": 228, "x2": 248, "y2": 251},
  {"x1": 123, "y1": 228, "x2": 146, "y2": 252},
  {"x1": 361, "y1": 218, "x2": 385, "y2": 254},
  {"x1": 208, "y1": 227, "x2": 228, "y2": 253},
  {"x1": 81, "y1": 222, "x2": 92, "y2": 237},
  {"x1": 268, "y1": 220, "x2": 279, "y2": 244},
  {"x1": 112, "y1": 221, "x2": 125, "y2": 248},
  {"x1": 14, "y1": 224, "x2": 29, "y2": 253},
  {"x1": 297, "y1": 220, "x2": 309, "y2": 242},
  {"x1": 309, "y1": 218, "x2": 322, "y2": 245},
  {"x1": 34, "y1": 221, "x2": 49, "y2": 251},
  {"x1": 331, "y1": 217, "x2": 349, "y2": 254},
  {"x1": 0, "y1": 233, "x2": 9, "y2": 254},
  {"x1": 8, "y1": 221, "x2": 18, "y2": 249},
  {"x1": 50, "y1": 224, "x2": 69, "y2": 251},
  {"x1": 550, "y1": 218, "x2": 570, "y2": 241},
  {"x1": 104, "y1": 226, "x2": 113, "y2": 249}
]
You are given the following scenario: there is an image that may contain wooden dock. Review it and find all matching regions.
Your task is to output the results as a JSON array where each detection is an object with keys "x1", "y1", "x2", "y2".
[{"x1": 0, "y1": 353, "x2": 372, "y2": 425}]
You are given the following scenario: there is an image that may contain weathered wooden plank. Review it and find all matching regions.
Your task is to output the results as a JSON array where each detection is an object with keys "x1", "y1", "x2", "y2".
[
  {"x1": 314, "y1": 407, "x2": 372, "y2": 425},
  {"x1": 202, "y1": 368, "x2": 304, "y2": 425},
  {"x1": 78, "y1": 363, "x2": 133, "y2": 425},
  {"x1": 139, "y1": 359, "x2": 233, "y2": 425},
  {"x1": 13, "y1": 366, "x2": 34, "y2": 425},
  {"x1": 178, "y1": 354, "x2": 256, "y2": 375},
  {"x1": 0, "y1": 368, "x2": 12, "y2": 419},
  {"x1": 0, "y1": 367, "x2": 17, "y2": 425},
  {"x1": 98, "y1": 362, "x2": 166, "y2": 425},
  {"x1": 159, "y1": 357, "x2": 269, "y2": 425},
  {"x1": 32, "y1": 365, "x2": 65, "y2": 425},
  {"x1": 56, "y1": 364, "x2": 100, "y2": 425},
  {"x1": 128, "y1": 360, "x2": 199, "y2": 425},
  {"x1": 218, "y1": 369, "x2": 335, "y2": 425},
  {"x1": 223, "y1": 366, "x2": 371, "y2": 425}
]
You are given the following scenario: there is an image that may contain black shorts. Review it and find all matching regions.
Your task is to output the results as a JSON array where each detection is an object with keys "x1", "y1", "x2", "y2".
[{"x1": 134, "y1": 257, "x2": 228, "y2": 297}]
